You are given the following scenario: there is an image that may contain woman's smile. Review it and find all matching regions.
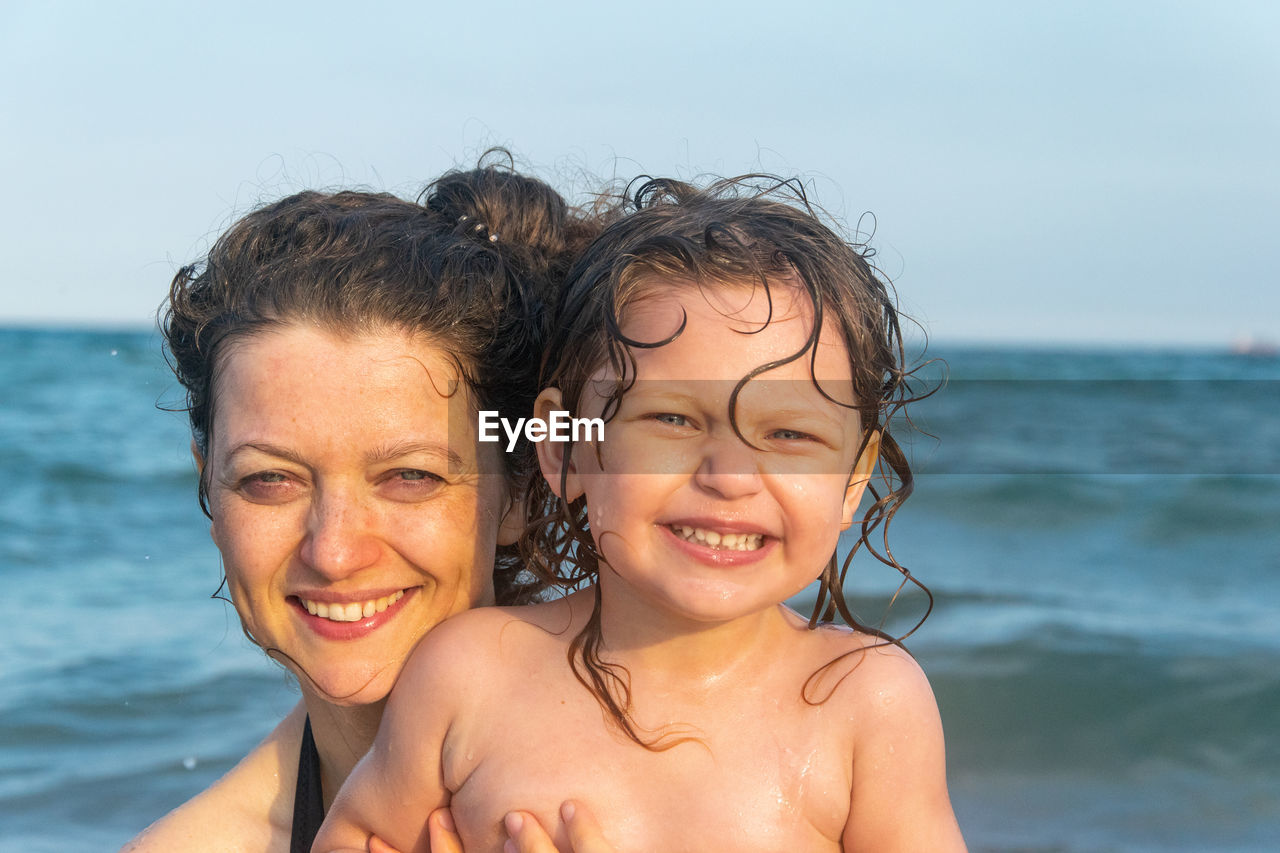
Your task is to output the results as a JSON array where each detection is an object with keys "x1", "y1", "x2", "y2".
[
  {"x1": 289, "y1": 587, "x2": 415, "y2": 641},
  {"x1": 295, "y1": 588, "x2": 408, "y2": 623}
]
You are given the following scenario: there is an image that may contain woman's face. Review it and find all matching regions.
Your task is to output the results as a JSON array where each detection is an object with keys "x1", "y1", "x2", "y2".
[{"x1": 201, "y1": 324, "x2": 509, "y2": 706}]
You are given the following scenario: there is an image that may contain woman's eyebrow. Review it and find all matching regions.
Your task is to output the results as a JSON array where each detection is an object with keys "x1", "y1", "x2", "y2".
[
  {"x1": 223, "y1": 441, "x2": 463, "y2": 468},
  {"x1": 366, "y1": 440, "x2": 462, "y2": 468},
  {"x1": 225, "y1": 442, "x2": 307, "y2": 466}
]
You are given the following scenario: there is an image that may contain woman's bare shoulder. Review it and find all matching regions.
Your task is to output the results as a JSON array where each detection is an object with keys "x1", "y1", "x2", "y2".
[{"x1": 119, "y1": 702, "x2": 305, "y2": 853}]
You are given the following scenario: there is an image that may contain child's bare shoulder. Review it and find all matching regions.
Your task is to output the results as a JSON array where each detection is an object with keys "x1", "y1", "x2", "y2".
[
  {"x1": 399, "y1": 594, "x2": 587, "y2": 688},
  {"x1": 796, "y1": 619, "x2": 939, "y2": 721}
]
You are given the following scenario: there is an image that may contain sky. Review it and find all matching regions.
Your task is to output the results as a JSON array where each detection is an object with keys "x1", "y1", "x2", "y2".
[{"x1": 2, "y1": 0, "x2": 1277, "y2": 346}]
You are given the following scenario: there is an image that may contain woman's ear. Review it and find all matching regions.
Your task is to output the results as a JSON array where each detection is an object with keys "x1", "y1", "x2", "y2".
[
  {"x1": 495, "y1": 487, "x2": 525, "y2": 546},
  {"x1": 841, "y1": 430, "x2": 881, "y2": 530},
  {"x1": 191, "y1": 440, "x2": 218, "y2": 542},
  {"x1": 534, "y1": 387, "x2": 583, "y2": 502}
]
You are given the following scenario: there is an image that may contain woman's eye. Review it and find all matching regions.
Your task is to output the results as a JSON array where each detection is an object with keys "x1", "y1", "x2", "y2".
[
  {"x1": 237, "y1": 471, "x2": 297, "y2": 501},
  {"x1": 382, "y1": 469, "x2": 445, "y2": 499},
  {"x1": 654, "y1": 413, "x2": 689, "y2": 426},
  {"x1": 770, "y1": 428, "x2": 814, "y2": 442},
  {"x1": 395, "y1": 469, "x2": 442, "y2": 483}
]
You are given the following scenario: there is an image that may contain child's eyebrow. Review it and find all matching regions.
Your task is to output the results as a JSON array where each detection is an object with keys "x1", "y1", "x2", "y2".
[
  {"x1": 623, "y1": 385, "x2": 703, "y2": 404},
  {"x1": 749, "y1": 405, "x2": 852, "y2": 429}
]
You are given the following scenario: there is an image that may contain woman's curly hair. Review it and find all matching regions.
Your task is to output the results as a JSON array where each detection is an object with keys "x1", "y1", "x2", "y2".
[{"x1": 163, "y1": 153, "x2": 602, "y2": 605}]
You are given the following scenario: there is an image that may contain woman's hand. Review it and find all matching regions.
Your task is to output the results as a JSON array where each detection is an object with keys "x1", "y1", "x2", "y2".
[
  {"x1": 367, "y1": 802, "x2": 613, "y2": 853},
  {"x1": 503, "y1": 801, "x2": 612, "y2": 853}
]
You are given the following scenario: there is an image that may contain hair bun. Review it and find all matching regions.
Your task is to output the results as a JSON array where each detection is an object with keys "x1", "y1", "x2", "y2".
[{"x1": 420, "y1": 150, "x2": 585, "y2": 292}]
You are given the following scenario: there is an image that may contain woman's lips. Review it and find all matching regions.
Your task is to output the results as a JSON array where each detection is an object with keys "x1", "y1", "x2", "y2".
[
  {"x1": 298, "y1": 590, "x2": 405, "y2": 622},
  {"x1": 288, "y1": 587, "x2": 414, "y2": 639}
]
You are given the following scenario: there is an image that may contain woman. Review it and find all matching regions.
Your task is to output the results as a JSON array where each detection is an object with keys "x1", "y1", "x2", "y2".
[{"x1": 123, "y1": 161, "x2": 611, "y2": 852}]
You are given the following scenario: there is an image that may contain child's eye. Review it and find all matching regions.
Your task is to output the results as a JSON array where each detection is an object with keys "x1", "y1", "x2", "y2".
[{"x1": 653, "y1": 413, "x2": 690, "y2": 427}]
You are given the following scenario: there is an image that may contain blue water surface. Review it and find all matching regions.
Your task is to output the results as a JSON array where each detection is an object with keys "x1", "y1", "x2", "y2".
[{"x1": 1, "y1": 329, "x2": 1276, "y2": 852}]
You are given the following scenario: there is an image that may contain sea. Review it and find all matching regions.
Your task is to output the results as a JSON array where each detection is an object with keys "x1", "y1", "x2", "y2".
[{"x1": 1, "y1": 327, "x2": 1277, "y2": 852}]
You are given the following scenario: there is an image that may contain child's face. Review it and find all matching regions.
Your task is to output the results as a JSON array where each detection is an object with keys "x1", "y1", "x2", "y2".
[{"x1": 538, "y1": 277, "x2": 877, "y2": 626}]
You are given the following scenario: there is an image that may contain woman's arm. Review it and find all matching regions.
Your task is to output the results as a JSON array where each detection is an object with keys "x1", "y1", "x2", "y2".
[{"x1": 120, "y1": 703, "x2": 305, "y2": 853}]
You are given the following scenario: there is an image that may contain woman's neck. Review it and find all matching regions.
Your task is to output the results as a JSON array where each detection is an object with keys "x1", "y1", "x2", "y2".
[{"x1": 300, "y1": 692, "x2": 388, "y2": 809}]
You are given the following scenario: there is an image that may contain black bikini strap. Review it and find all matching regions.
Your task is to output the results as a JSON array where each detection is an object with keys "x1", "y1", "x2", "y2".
[{"x1": 290, "y1": 715, "x2": 325, "y2": 853}]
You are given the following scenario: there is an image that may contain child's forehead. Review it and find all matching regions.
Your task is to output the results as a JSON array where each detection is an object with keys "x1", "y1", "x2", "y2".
[
  {"x1": 614, "y1": 275, "x2": 856, "y2": 389},
  {"x1": 624, "y1": 275, "x2": 808, "y2": 328}
]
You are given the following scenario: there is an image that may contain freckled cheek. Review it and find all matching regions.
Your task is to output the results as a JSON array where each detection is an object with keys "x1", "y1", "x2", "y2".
[
  {"x1": 210, "y1": 508, "x2": 299, "y2": 608},
  {"x1": 391, "y1": 504, "x2": 493, "y2": 598}
]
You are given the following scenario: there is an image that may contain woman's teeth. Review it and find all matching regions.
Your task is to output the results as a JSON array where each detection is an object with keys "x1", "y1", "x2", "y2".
[
  {"x1": 300, "y1": 590, "x2": 405, "y2": 622},
  {"x1": 671, "y1": 525, "x2": 764, "y2": 551}
]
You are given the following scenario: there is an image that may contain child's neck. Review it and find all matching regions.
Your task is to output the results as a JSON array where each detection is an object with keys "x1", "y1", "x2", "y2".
[{"x1": 592, "y1": 575, "x2": 796, "y2": 684}]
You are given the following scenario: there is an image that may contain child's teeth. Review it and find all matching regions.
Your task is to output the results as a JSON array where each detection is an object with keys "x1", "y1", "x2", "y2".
[
  {"x1": 670, "y1": 526, "x2": 763, "y2": 551},
  {"x1": 300, "y1": 590, "x2": 406, "y2": 622}
]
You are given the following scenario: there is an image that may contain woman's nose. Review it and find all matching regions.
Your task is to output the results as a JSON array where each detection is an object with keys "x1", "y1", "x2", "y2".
[
  {"x1": 299, "y1": 488, "x2": 380, "y2": 579},
  {"x1": 692, "y1": 435, "x2": 763, "y2": 500}
]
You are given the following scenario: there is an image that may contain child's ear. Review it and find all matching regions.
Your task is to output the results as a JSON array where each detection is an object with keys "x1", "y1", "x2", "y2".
[
  {"x1": 841, "y1": 431, "x2": 881, "y2": 530},
  {"x1": 534, "y1": 387, "x2": 584, "y2": 502}
]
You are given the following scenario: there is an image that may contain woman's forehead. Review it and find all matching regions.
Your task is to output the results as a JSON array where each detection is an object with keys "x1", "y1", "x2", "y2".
[{"x1": 209, "y1": 325, "x2": 471, "y2": 446}]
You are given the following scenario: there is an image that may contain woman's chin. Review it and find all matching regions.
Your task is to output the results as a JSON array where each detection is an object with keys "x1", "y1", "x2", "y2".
[
  {"x1": 274, "y1": 654, "x2": 401, "y2": 708},
  {"x1": 309, "y1": 675, "x2": 397, "y2": 708}
]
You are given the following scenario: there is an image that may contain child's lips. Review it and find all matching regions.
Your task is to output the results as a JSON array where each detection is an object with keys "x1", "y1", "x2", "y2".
[{"x1": 667, "y1": 523, "x2": 766, "y2": 552}]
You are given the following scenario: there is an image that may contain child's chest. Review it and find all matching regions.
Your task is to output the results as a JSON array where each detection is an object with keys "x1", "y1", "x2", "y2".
[{"x1": 444, "y1": 681, "x2": 853, "y2": 853}]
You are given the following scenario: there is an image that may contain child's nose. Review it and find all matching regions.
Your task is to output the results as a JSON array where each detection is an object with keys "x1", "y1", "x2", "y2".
[{"x1": 692, "y1": 437, "x2": 763, "y2": 500}]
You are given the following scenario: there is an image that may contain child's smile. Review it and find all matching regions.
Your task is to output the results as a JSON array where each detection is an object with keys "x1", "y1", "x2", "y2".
[
  {"x1": 666, "y1": 524, "x2": 765, "y2": 551},
  {"x1": 541, "y1": 276, "x2": 878, "y2": 628}
]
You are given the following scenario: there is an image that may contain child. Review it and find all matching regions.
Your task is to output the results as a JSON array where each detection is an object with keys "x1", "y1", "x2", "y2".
[{"x1": 316, "y1": 177, "x2": 966, "y2": 852}]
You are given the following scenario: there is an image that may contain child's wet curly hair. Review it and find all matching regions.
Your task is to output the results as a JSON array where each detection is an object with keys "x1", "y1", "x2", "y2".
[{"x1": 522, "y1": 175, "x2": 935, "y2": 746}]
